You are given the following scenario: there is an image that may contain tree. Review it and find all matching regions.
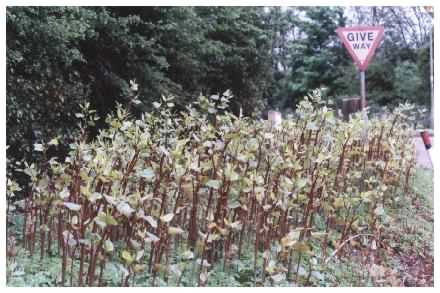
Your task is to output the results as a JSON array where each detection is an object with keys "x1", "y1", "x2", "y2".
[
  {"x1": 7, "y1": 6, "x2": 274, "y2": 169},
  {"x1": 195, "y1": 6, "x2": 272, "y2": 115},
  {"x1": 7, "y1": 7, "x2": 94, "y2": 163},
  {"x1": 282, "y1": 7, "x2": 348, "y2": 109}
]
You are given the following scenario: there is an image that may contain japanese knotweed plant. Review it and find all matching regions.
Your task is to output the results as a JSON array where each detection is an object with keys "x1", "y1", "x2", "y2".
[{"x1": 13, "y1": 89, "x2": 418, "y2": 286}]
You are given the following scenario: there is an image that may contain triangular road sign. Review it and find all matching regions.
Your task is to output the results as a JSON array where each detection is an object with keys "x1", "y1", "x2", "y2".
[{"x1": 336, "y1": 26, "x2": 384, "y2": 71}]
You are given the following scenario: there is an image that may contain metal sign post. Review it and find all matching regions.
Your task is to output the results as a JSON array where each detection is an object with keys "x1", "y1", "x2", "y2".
[
  {"x1": 336, "y1": 26, "x2": 384, "y2": 111},
  {"x1": 360, "y1": 71, "x2": 366, "y2": 109}
]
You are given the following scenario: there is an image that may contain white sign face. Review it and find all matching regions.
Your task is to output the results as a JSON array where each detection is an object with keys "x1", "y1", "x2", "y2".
[{"x1": 336, "y1": 26, "x2": 384, "y2": 71}]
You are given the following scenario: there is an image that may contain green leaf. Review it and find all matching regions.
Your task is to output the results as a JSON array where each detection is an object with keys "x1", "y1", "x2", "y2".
[
  {"x1": 168, "y1": 226, "x2": 184, "y2": 235},
  {"x1": 160, "y1": 213, "x2": 174, "y2": 223},
  {"x1": 95, "y1": 213, "x2": 117, "y2": 229},
  {"x1": 143, "y1": 215, "x2": 157, "y2": 228},
  {"x1": 48, "y1": 137, "x2": 59, "y2": 146},
  {"x1": 225, "y1": 169, "x2": 239, "y2": 181},
  {"x1": 117, "y1": 202, "x2": 134, "y2": 217},
  {"x1": 135, "y1": 249, "x2": 144, "y2": 261},
  {"x1": 104, "y1": 239, "x2": 114, "y2": 253},
  {"x1": 296, "y1": 178, "x2": 308, "y2": 189},
  {"x1": 59, "y1": 188, "x2": 69, "y2": 199},
  {"x1": 89, "y1": 192, "x2": 102, "y2": 203},
  {"x1": 140, "y1": 168, "x2": 155, "y2": 181},
  {"x1": 182, "y1": 250, "x2": 194, "y2": 260},
  {"x1": 133, "y1": 264, "x2": 145, "y2": 273},
  {"x1": 206, "y1": 179, "x2": 222, "y2": 190},
  {"x1": 145, "y1": 232, "x2": 160, "y2": 243},
  {"x1": 207, "y1": 233, "x2": 220, "y2": 242},
  {"x1": 334, "y1": 197, "x2": 344, "y2": 209},
  {"x1": 228, "y1": 201, "x2": 240, "y2": 209},
  {"x1": 33, "y1": 143, "x2": 44, "y2": 152},
  {"x1": 103, "y1": 194, "x2": 117, "y2": 206},
  {"x1": 105, "y1": 214, "x2": 118, "y2": 226},
  {"x1": 121, "y1": 250, "x2": 134, "y2": 265},
  {"x1": 64, "y1": 202, "x2": 81, "y2": 211}
]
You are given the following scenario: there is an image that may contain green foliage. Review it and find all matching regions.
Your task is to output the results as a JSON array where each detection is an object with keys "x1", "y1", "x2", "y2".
[
  {"x1": 7, "y1": 89, "x2": 423, "y2": 286},
  {"x1": 394, "y1": 61, "x2": 424, "y2": 104},
  {"x1": 7, "y1": 7, "x2": 272, "y2": 170},
  {"x1": 268, "y1": 7, "x2": 350, "y2": 110},
  {"x1": 7, "y1": 7, "x2": 92, "y2": 163}
]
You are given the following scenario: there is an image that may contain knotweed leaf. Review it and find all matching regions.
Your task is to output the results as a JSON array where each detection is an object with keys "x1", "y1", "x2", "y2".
[
  {"x1": 160, "y1": 213, "x2": 174, "y2": 223},
  {"x1": 64, "y1": 202, "x2": 81, "y2": 211}
]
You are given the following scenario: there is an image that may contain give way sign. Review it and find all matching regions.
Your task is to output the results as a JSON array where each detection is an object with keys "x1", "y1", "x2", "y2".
[{"x1": 336, "y1": 26, "x2": 384, "y2": 71}]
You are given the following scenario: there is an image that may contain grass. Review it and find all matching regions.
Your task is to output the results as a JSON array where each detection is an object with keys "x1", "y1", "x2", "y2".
[{"x1": 322, "y1": 168, "x2": 433, "y2": 286}]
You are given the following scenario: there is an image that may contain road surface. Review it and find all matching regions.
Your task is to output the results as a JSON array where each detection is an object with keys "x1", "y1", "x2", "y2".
[{"x1": 415, "y1": 136, "x2": 433, "y2": 170}]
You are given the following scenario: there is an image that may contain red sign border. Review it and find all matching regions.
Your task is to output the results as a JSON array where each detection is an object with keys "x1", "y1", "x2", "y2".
[{"x1": 336, "y1": 26, "x2": 385, "y2": 71}]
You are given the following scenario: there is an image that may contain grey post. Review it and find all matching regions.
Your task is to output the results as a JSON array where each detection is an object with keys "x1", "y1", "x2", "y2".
[
  {"x1": 360, "y1": 70, "x2": 368, "y2": 143},
  {"x1": 360, "y1": 71, "x2": 366, "y2": 109}
]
